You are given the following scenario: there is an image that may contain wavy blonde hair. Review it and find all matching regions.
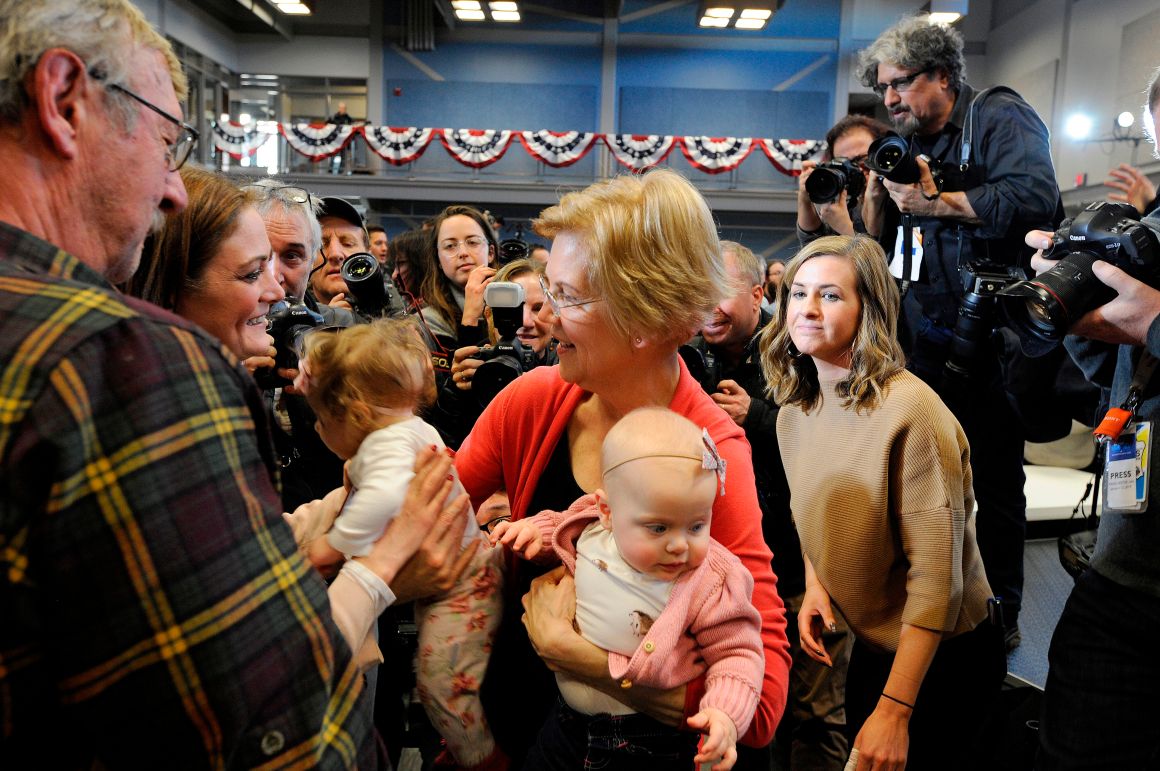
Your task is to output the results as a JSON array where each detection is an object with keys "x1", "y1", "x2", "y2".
[
  {"x1": 533, "y1": 168, "x2": 729, "y2": 346},
  {"x1": 302, "y1": 318, "x2": 436, "y2": 432},
  {"x1": 759, "y1": 235, "x2": 905, "y2": 413}
]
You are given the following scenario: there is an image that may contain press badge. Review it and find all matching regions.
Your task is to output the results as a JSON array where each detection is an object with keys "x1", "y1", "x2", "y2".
[
  {"x1": 889, "y1": 225, "x2": 925, "y2": 282},
  {"x1": 1104, "y1": 421, "x2": 1150, "y2": 513}
]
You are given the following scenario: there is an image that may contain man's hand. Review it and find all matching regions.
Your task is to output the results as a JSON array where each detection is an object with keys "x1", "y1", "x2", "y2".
[
  {"x1": 882, "y1": 156, "x2": 941, "y2": 216},
  {"x1": 711, "y1": 379, "x2": 751, "y2": 427},
  {"x1": 816, "y1": 189, "x2": 857, "y2": 237},
  {"x1": 328, "y1": 292, "x2": 354, "y2": 312},
  {"x1": 1105, "y1": 163, "x2": 1157, "y2": 215},
  {"x1": 1026, "y1": 229, "x2": 1160, "y2": 346},
  {"x1": 862, "y1": 170, "x2": 890, "y2": 237},
  {"x1": 689, "y1": 707, "x2": 739, "y2": 770}
]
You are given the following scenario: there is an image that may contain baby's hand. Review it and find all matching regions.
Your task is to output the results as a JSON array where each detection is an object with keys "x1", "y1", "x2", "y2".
[
  {"x1": 489, "y1": 518, "x2": 544, "y2": 559},
  {"x1": 688, "y1": 707, "x2": 738, "y2": 771}
]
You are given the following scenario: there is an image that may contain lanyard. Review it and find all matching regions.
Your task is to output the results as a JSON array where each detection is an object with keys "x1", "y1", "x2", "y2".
[{"x1": 1094, "y1": 352, "x2": 1159, "y2": 443}]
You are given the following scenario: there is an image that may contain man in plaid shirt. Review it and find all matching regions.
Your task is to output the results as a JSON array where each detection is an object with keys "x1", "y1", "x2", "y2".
[{"x1": 0, "y1": 1, "x2": 473, "y2": 767}]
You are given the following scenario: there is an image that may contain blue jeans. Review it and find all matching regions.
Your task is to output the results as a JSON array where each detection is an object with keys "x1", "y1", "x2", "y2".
[
  {"x1": 522, "y1": 699, "x2": 700, "y2": 771},
  {"x1": 1036, "y1": 569, "x2": 1160, "y2": 769}
]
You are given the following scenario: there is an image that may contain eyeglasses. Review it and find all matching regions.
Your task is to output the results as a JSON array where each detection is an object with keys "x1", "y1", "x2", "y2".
[
  {"x1": 872, "y1": 67, "x2": 936, "y2": 98},
  {"x1": 240, "y1": 183, "x2": 315, "y2": 206},
  {"x1": 537, "y1": 273, "x2": 603, "y2": 317},
  {"x1": 438, "y1": 236, "x2": 489, "y2": 254},
  {"x1": 89, "y1": 68, "x2": 198, "y2": 171}
]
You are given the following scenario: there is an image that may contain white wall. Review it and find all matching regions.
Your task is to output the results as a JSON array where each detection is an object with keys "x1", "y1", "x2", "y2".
[{"x1": 237, "y1": 36, "x2": 370, "y2": 79}]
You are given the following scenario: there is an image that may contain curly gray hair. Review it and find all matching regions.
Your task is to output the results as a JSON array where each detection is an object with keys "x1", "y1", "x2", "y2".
[
  {"x1": 245, "y1": 180, "x2": 325, "y2": 258},
  {"x1": 0, "y1": 0, "x2": 185, "y2": 127},
  {"x1": 857, "y1": 16, "x2": 966, "y2": 94}
]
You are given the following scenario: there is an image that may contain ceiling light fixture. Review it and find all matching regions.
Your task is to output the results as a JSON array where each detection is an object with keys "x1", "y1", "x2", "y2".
[
  {"x1": 697, "y1": 2, "x2": 782, "y2": 30},
  {"x1": 274, "y1": 1, "x2": 311, "y2": 15},
  {"x1": 453, "y1": 0, "x2": 522, "y2": 22}
]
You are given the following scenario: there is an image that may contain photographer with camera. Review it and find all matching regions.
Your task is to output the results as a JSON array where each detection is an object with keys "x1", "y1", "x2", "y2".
[
  {"x1": 686, "y1": 241, "x2": 851, "y2": 770},
  {"x1": 429, "y1": 258, "x2": 554, "y2": 449},
  {"x1": 797, "y1": 115, "x2": 893, "y2": 246},
  {"x1": 858, "y1": 17, "x2": 1065, "y2": 646},
  {"x1": 1021, "y1": 70, "x2": 1160, "y2": 770}
]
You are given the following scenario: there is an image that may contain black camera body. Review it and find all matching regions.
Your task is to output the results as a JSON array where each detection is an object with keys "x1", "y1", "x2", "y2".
[
  {"x1": 255, "y1": 298, "x2": 325, "y2": 388},
  {"x1": 340, "y1": 252, "x2": 407, "y2": 318},
  {"x1": 678, "y1": 344, "x2": 723, "y2": 393},
  {"x1": 865, "y1": 132, "x2": 943, "y2": 186},
  {"x1": 806, "y1": 158, "x2": 867, "y2": 205},
  {"x1": 945, "y1": 263, "x2": 1024, "y2": 382},
  {"x1": 472, "y1": 281, "x2": 539, "y2": 405},
  {"x1": 998, "y1": 201, "x2": 1160, "y2": 352}
]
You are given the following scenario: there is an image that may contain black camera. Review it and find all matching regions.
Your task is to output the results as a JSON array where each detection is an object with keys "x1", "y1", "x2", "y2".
[
  {"x1": 998, "y1": 201, "x2": 1160, "y2": 353},
  {"x1": 865, "y1": 132, "x2": 942, "y2": 185},
  {"x1": 255, "y1": 298, "x2": 325, "y2": 388},
  {"x1": 340, "y1": 252, "x2": 407, "y2": 318},
  {"x1": 806, "y1": 158, "x2": 867, "y2": 205},
  {"x1": 944, "y1": 263, "x2": 1024, "y2": 382},
  {"x1": 678, "y1": 344, "x2": 723, "y2": 393},
  {"x1": 498, "y1": 223, "x2": 531, "y2": 266},
  {"x1": 472, "y1": 281, "x2": 539, "y2": 405}
]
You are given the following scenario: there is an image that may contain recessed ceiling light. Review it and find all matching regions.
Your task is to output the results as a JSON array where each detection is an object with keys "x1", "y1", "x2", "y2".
[
  {"x1": 705, "y1": 7, "x2": 735, "y2": 17},
  {"x1": 735, "y1": 17, "x2": 765, "y2": 28},
  {"x1": 452, "y1": 0, "x2": 481, "y2": 8},
  {"x1": 927, "y1": 12, "x2": 961, "y2": 24},
  {"x1": 699, "y1": 16, "x2": 729, "y2": 26},
  {"x1": 489, "y1": 1, "x2": 519, "y2": 11},
  {"x1": 739, "y1": 8, "x2": 771, "y2": 19},
  {"x1": 455, "y1": 8, "x2": 486, "y2": 20},
  {"x1": 492, "y1": 10, "x2": 520, "y2": 21},
  {"x1": 277, "y1": 2, "x2": 311, "y2": 14}
]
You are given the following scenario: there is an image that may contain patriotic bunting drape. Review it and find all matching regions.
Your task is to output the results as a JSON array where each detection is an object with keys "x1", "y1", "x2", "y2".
[
  {"x1": 212, "y1": 120, "x2": 270, "y2": 159},
  {"x1": 215, "y1": 122, "x2": 823, "y2": 176},
  {"x1": 279, "y1": 123, "x2": 356, "y2": 161},
  {"x1": 363, "y1": 126, "x2": 435, "y2": 165},
  {"x1": 519, "y1": 130, "x2": 600, "y2": 167}
]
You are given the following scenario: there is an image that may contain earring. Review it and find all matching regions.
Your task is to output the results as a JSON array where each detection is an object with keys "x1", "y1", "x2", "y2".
[
  {"x1": 634, "y1": 336, "x2": 643, "y2": 346},
  {"x1": 788, "y1": 341, "x2": 802, "y2": 359}
]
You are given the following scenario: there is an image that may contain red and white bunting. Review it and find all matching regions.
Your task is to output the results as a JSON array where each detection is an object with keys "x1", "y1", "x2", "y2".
[
  {"x1": 211, "y1": 121, "x2": 270, "y2": 159},
  {"x1": 680, "y1": 136, "x2": 755, "y2": 174},
  {"x1": 759, "y1": 138, "x2": 825, "y2": 176},
  {"x1": 604, "y1": 134, "x2": 676, "y2": 172},
  {"x1": 362, "y1": 126, "x2": 437, "y2": 165},
  {"x1": 519, "y1": 130, "x2": 599, "y2": 167},
  {"x1": 441, "y1": 129, "x2": 513, "y2": 168},
  {"x1": 279, "y1": 122, "x2": 356, "y2": 161}
]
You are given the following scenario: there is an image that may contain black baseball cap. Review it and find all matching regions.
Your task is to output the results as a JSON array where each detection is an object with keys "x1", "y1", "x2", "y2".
[{"x1": 319, "y1": 196, "x2": 366, "y2": 232}]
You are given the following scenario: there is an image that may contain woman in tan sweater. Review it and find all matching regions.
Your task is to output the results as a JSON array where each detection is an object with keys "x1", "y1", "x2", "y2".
[{"x1": 760, "y1": 235, "x2": 1005, "y2": 771}]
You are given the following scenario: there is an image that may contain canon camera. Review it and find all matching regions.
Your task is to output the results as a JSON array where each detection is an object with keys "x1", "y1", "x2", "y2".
[
  {"x1": 805, "y1": 158, "x2": 867, "y2": 205},
  {"x1": 472, "y1": 281, "x2": 539, "y2": 406},
  {"x1": 340, "y1": 251, "x2": 407, "y2": 318},
  {"x1": 254, "y1": 298, "x2": 325, "y2": 388},
  {"x1": 997, "y1": 201, "x2": 1160, "y2": 353},
  {"x1": 865, "y1": 132, "x2": 943, "y2": 185}
]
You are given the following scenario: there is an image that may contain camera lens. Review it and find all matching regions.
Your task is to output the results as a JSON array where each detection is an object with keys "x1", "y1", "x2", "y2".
[
  {"x1": 998, "y1": 251, "x2": 1115, "y2": 347},
  {"x1": 866, "y1": 134, "x2": 919, "y2": 183},
  {"x1": 806, "y1": 166, "x2": 845, "y2": 204},
  {"x1": 473, "y1": 356, "x2": 521, "y2": 406}
]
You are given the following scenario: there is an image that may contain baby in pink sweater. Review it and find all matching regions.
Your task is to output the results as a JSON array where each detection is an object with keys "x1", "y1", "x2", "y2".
[{"x1": 492, "y1": 407, "x2": 764, "y2": 770}]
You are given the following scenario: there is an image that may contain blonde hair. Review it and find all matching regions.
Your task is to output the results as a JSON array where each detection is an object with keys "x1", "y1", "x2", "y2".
[
  {"x1": 759, "y1": 235, "x2": 905, "y2": 413},
  {"x1": 533, "y1": 169, "x2": 730, "y2": 345},
  {"x1": 302, "y1": 318, "x2": 436, "y2": 431},
  {"x1": 0, "y1": 0, "x2": 186, "y2": 127}
]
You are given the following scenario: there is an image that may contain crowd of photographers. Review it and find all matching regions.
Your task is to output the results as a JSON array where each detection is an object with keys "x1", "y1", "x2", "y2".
[{"x1": 5, "y1": 1, "x2": 1160, "y2": 769}]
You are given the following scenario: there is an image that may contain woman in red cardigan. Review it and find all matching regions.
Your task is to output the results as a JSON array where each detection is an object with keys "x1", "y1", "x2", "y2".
[{"x1": 455, "y1": 168, "x2": 791, "y2": 768}]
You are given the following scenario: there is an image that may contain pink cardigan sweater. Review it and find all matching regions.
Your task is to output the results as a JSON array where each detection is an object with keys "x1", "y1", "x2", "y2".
[
  {"x1": 456, "y1": 360, "x2": 790, "y2": 744},
  {"x1": 530, "y1": 497, "x2": 764, "y2": 736}
]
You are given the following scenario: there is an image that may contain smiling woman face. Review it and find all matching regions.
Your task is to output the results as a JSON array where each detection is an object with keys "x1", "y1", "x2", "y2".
[
  {"x1": 176, "y1": 207, "x2": 284, "y2": 358},
  {"x1": 786, "y1": 254, "x2": 862, "y2": 377}
]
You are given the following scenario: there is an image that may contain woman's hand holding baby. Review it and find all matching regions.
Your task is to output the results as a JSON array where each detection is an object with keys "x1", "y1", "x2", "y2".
[
  {"x1": 489, "y1": 518, "x2": 545, "y2": 559},
  {"x1": 688, "y1": 707, "x2": 739, "y2": 770}
]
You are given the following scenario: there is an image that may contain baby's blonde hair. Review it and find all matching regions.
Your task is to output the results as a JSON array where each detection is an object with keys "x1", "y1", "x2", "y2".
[{"x1": 302, "y1": 318, "x2": 435, "y2": 431}]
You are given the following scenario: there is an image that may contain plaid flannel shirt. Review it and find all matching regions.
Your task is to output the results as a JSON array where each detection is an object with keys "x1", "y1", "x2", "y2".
[{"x1": 0, "y1": 222, "x2": 375, "y2": 769}]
